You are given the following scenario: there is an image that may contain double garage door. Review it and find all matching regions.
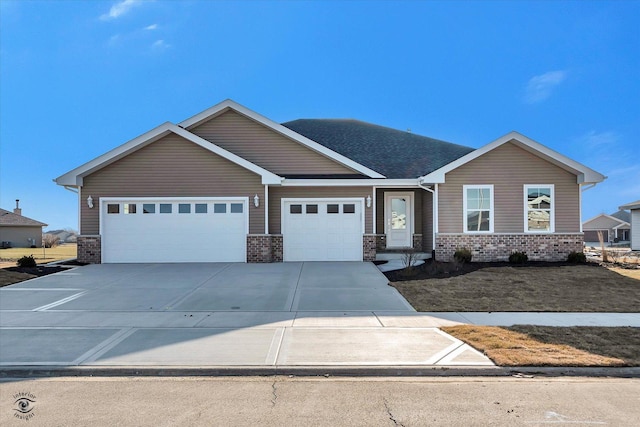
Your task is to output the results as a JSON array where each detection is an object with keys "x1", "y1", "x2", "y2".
[
  {"x1": 282, "y1": 199, "x2": 364, "y2": 261},
  {"x1": 101, "y1": 198, "x2": 247, "y2": 263},
  {"x1": 101, "y1": 197, "x2": 364, "y2": 263}
]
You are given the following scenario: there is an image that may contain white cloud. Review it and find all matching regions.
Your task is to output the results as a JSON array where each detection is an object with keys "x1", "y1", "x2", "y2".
[
  {"x1": 524, "y1": 70, "x2": 567, "y2": 104},
  {"x1": 100, "y1": 0, "x2": 147, "y2": 21},
  {"x1": 578, "y1": 130, "x2": 619, "y2": 148},
  {"x1": 144, "y1": 24, "x2": 158, "y2": 30},
  {"x1": 151, "y1": 39, "x2": 170, "y2": 51}
]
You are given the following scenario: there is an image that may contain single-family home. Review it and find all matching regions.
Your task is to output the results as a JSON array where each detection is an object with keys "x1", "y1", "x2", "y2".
[
  {"x1": 0, "y1": 201, "x2": 48, "y2": 248},
  {"x1": 583, "y1": 210, "x2": 631, "y2": 246},
  {"x1": 619, "y1": 200, "x2": 640, "y2": 250},
  {"x1": 55, "y1": 100, "x2": 605, "y2": 264}
]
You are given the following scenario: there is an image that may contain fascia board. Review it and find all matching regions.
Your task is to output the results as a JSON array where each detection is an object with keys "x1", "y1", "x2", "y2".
[
  {"x1": 55, "y1": 122, "x2": 282, "y2": 187},
  {"x1": 280, "y1": 178, "x2": 418, "y2": 187},
  {"x1": 612, "y1": 222, "x2": 631, "y2": 229},
  {"x1": 419, "y1": 131, "x2": 606, "y2": 185},
  {"x1": 619, "y1": 200, "x2": 640, "y2": 210},
  {"x1": 179, "y1": 99, "x2": 386, "y2": 179}
]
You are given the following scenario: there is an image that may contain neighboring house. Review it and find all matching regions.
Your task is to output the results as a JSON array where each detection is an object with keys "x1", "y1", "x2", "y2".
[
  {"x1": 55, "y1": 100, "x2": 605, "y2": 264},
  {"x1": 582, "y1": 210, "x2": 631, "y2": 246},
  {"x1": 0, "y1": 202, "x2": 48, "y2": 248},
  {"x1": 619, "y1": 201, "x2": 640, "y2": 250}
]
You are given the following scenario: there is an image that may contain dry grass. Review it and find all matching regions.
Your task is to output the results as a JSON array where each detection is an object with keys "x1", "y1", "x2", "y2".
[
  {"x1": 608, "y1": 267, "x2": 640, "y2": 280},
  {"x1": 443, "y1": 325, "x2": 638, "y2": 366},
  {"x1": 0, "y1": 269, "x2": 36, "y2": 287},
  {"x1": 0, "y1": 243, "x2": 77, "y2": 263},
  {"x1": 392, "y1": 264, "x2": 640, "y2": 312}
]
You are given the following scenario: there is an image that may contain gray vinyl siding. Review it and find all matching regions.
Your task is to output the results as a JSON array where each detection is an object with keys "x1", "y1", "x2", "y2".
[
  {"x1": 632, "y1": 210, "x2": 640, "y2": 250},
  {"x1": 375, "y1": 189, "x2": 424, "y2": 235},
  {"x1": 190, "y1": 110, "x2": 358, "y2": 175},
  {"x1": 81, "y1": 134, "x2": 265, "y2": 235},
  {"x1": 438, "y1": 141, "x2": 581, "y2": 233},
  {"x1": 268, "y1": 186, "x2": 374, "y2": 234}
]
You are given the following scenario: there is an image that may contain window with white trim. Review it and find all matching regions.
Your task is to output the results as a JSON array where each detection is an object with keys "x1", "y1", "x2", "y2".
[
  {"x1": 525, "y1": 185, "x2": 554, "y2": 232},
  {"x1": 463, "y1": 185, "x2": 493, "y2": 233}
]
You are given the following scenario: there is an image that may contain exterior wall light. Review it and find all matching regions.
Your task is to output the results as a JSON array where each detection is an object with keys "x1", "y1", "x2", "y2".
[
  {"x1": 366, "y1": 195, "x2": 372, "y2": 208},
  {"x1": 87, "y1": 195, "x2": 94, "y2": 209},
  {"x1": 254, "y1": 194, "x2": 260, "y2": 208}
]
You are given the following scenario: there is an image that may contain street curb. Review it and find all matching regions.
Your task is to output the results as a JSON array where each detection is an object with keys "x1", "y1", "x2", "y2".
[{"x1": 1, "y1": 365, "x2": 639, "y2": 379}]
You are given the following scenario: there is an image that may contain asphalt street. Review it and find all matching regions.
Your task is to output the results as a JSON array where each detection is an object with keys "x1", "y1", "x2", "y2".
[{"x1": 1, "y1": 376, "x2": 638, "y2": 426}]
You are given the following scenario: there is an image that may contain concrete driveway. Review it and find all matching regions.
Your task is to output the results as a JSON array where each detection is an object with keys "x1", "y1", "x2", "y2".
[{"x1": 0, "y1": 262, "x2": 491, "y2": 368}]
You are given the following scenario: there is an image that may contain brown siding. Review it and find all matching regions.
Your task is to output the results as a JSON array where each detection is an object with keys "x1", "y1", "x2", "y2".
[
  {"x1": 375, "y1": 189, "x2": 424, "y2": 235},
  {"x1": 81, "y1": 134, "x2": 265, "y2": 235},
  {"x1": 438, "y1": 142, "x2": 581, "y2": 233},
  {"x1": 269, "y1": 186, "x2": 374, "y2": 234},
  {"x1": 190, "y1": 110, "x2": 357, "y2": 175},
  {"x1": 422, "y1": 190, "x2": 433, "y2": 251}
]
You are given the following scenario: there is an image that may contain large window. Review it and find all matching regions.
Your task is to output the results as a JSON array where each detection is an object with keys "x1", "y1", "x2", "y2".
[
  {"x1": 463, "y1": 185, "x2": 493, "y2": 233},
  {"x1": 525, "y1": 185, "x2": 554, "y2": 232}
]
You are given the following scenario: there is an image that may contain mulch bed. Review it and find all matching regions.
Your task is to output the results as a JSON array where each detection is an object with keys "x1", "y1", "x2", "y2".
[{"x1": 3, "y1": 266, "x2": 70, "y2": 277}]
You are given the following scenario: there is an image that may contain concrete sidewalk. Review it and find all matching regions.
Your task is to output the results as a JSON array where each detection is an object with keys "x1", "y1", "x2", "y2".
[{"x1": 415, "y1": 312, "x2": 640, "y2": 327}]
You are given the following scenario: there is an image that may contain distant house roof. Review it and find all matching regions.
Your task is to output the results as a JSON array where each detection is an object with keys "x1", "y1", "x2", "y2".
[
  {"x1": 620, "y1": 200, "x2": 640, "y2": 211},
  {"x1": 610, "y1": 210, "x2": 631, "y2": 223},
  {"x1": 0, "y1": 208, "x2": 47, "y2": 227},
  {"x1": 281, "y1": 119, "x2": 474, "y2": 179}
]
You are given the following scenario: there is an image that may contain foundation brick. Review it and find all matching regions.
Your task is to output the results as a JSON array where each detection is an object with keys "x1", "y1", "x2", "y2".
[
  {"x1": 77, "y1": 235, "x2": 101, "y2": 264},
  {"x1": 363, "y1": 234, "x2": 377, "y2": 261}
]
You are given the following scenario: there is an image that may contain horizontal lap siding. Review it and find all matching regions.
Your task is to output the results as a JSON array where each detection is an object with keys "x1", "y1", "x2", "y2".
[
  {"x1": 269, "y1": 186, "x2": 374, "y2": 234},
  {"x1": 439, "y1": 142, "x2": 580, "y2": 233},
  {"x1": 190, "y1": 110, "x2": 357, "y2": 175},
  {"x1": 81, "y1": 134, "x2": 265, "y2": 235}
]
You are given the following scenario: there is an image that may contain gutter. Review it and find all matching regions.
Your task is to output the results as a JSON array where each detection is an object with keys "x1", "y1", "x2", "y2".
[{"x1": 418, "y1": 179, "x2": 437, "y2": 260}]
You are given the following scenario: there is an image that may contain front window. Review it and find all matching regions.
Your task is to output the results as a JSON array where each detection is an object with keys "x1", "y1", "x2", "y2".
[
  {"x1": 463, "y1": 185, "x2": 493, "y2": 232},
  {"x1": 525, "y1": 185, "x2": 554, "y2": 232}
]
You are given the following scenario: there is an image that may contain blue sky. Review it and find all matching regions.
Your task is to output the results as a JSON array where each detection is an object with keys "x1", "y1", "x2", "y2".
[{"x1": 1, "y1": 0, "x2": 638, "y2": 230}]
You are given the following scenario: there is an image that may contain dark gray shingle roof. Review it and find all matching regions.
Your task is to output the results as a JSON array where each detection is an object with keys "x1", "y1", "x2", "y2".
[
  {"x1": 0, "y1": 208, "x2": 47, "y2": 227},
  {"x1": 282, "y1": 119, "x2": 474, "y2": 179},
  {"x1": 610, "y1": 210, "x2": 631, "y2": 223}
]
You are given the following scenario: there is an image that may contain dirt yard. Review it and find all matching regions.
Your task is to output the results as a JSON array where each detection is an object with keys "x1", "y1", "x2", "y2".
[{"x1": 390, "y1": 263, "x2": 640, "y2": 312}]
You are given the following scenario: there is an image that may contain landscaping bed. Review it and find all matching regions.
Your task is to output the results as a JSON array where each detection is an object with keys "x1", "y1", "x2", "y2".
[
  {"x1": 0, "y1": 266, "x2": 70, "y2": 287},
  {"x1": 443, "y1": 325, "x2": 639, "y2": 367},
  {"x1": 388, "y1": 261, "x2": 640, "y2": 312}
]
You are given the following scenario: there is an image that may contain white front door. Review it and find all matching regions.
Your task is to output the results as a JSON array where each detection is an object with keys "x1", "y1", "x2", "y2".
[{"x1": 385, "y1": 193, "x2": 412, "y2": 248}]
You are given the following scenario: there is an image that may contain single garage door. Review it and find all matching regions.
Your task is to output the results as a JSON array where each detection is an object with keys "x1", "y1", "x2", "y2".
[
  {"x1": 101, "y1": 198, "x2": 247, "y2": 263},
  {"x1": 282, "y1": 199, "x2": 363, "y2": 261},
  {"x1": 584, "y1": 230, "x2": 607, "y2": 243}
]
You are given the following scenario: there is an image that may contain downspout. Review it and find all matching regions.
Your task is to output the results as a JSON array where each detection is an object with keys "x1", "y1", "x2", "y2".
[
  {"x1": 418, "y1": 180, "x2": 437, "y2": 260},
  {"x1": 372, "y1": 187, "x2": 376, "y2": 234},
  {"x1": 264, "y1": 185, "x2": 269, "y2": 234}
]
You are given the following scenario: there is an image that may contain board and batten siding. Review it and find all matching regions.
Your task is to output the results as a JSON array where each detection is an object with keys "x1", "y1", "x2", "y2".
[
  {"x1": 189, "y1": 110, "x2": 358, "y2": 176},
  {"x1": 438, "y1": 141, "x2": 580, "y2": 233},
  {"x1": 80, "y1": 134, "x2": 265, "y2": 235},
  {"x1": 268, "y1": 186, "x2": 374, "y2": 235}
]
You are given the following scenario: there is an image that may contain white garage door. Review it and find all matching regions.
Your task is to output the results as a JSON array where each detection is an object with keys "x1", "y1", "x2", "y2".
[
  {"x1": 101, "y1": 198, "x2": 247, "y2": 263},
  {"x1": 282, "y1": 199, "x2": 363, "y2": 261}
]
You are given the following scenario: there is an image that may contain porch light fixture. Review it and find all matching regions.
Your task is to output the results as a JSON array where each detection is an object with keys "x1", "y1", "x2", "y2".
[
  {"x1": 87, "y1": 195, "x2": 94, "y2": 209},
  {"x1": 253, "y1": 194, "x2": 260, "y2": 208},
  {"x1": 366, "y1": 195, "x2": 372, "y2": 208}
]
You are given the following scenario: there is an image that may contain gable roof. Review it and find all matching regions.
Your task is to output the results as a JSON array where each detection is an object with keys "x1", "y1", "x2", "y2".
[
  {"x1": 282, "y1": 119, "x2": 474, "y2": 179},
  {"x1": 583, "y1": 213, "x2": 630, "y2": 228},
  {"x1": 55, "y1": 122, "x2": 282, "y2": 186},
  {"x1": 179, "y1": 99, "x2": 385, "y2": 178},
  {"x1": 620, "y1": 200, "x2": 640, "y2": 210},
  {"x1": 0, "y1": 209, "x2": 47, "y2": 227},
  {"x1": 419, "y1": 131, "x2": 606, "y2": 185},
  {"x1": 610, "y1": 210, "x2": 631, "y2": 223}
]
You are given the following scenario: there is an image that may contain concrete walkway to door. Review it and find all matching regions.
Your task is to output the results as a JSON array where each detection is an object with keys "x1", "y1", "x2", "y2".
[{"x1": 0, "y1": 262, "x2": 492, "y2": 369}]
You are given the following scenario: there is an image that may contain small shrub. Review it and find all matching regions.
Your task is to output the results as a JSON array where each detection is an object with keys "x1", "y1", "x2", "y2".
[
  {"x1": 453, "y1": 247, "x2": 472, "y2": 264},
  {"x1": 42, "y1": 233, "x2": 60, "y2": 248},
  {"x1": 567, "y1": 251, "x2": 586, "y2": 263},
  {"x1": 17, "y1": 255, "x2": 37, "y2": 268},
  {"x1": 509, "y1": 251, "x2": 528, "y2": 264}
]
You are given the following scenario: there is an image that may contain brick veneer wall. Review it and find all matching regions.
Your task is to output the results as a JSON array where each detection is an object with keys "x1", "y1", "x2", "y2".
[
  {"x1": 435, "y1": 233, "x2": 584, "y2": 262},
  {"x1": 363, "y1": 234, "x2": 377, "y2": 261},
  {"x1": 246, "y1": 234, "x2": 283, "y2": 263},
  {"x1": 77, "y1": 235, "x2": 101, "y2": 264}
]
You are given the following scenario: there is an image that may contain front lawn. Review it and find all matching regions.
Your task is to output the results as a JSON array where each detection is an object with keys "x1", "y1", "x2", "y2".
[
  {"x1": 390, "y1": 263, "x2": 640, "y2": 312},
  {"x1": 0, "y1": 243, "x2": 77, "y2": 264}
]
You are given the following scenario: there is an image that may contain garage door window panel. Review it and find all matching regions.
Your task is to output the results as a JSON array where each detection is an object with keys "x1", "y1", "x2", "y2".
[
  {"x1": 306, "y1": 204, "x2": 318, "y2": 214},
  {"x1": 160, "y1": 204, "x2": 172, "y2": 214},
  {"x1": 231, "y1": 203, "x2": 243, "y2": 213},
  {"x1": 327, "y1": 204, "x2": 339, "y2": 214},
  {"x1": 343, "y1": 204, "x2": 355, "y2": 214},
  {"x1": 179, "y1": 204, "x2": 191, "y2": 214},
  {"x1": 290, "y1": 204, "x2": 302, "y2": 214},
  {"x1": 143, "y1": 204, "x2": 155, "y2": 214},
  {"x1": 107, "y1": 204, "x2": 120, "y2": 214},
  {"x1": 195, "y1": 203, "x2": 207, "y2": 214},
  {"x1": 214, "y1": 203, "x2": 226, "y2": 213}
]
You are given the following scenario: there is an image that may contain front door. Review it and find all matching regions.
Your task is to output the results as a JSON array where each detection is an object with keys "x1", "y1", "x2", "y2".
[{"x1": 385, "y1": 193, "x2": 412, "y2": 248}]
